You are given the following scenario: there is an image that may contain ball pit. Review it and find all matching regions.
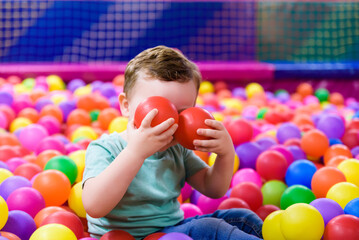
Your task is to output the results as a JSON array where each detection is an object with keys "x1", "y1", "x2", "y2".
[{"x1": 0, "y1": 76, "x2": 358, "y2": 239}]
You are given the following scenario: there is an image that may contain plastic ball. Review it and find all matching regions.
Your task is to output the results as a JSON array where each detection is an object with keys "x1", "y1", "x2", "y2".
[
  {"x1": 280, "y1": 185, "x2": 316, "y2": 210},
  {"x1": 300, "y1": 129, "x2": 329, "y2": 158},
  {"x1": 0, "y1": 168, "x2": 14, "y2": 184},
  {"x1": 37, "y1": 116, "x2": 61, "y2": 135},
  {"x1": 108, "y1": 116, "x2": 128, "y2": 133},
  {"x1": 337, "y1": 159, "x2": 359, "y2": 187},
  {"x1": 39, "y1": 104, "x2": 63, "y2": 123},
  {"x1": 281, "y1": 203, "x2": 324, "y2": 240},
  {"x1": 143, "y1": 232, "x2": 166, "y2": 240},
  {"x1": 7, "y1": 187, "x2": 45, "y2": 218},
  {"x1": 311, "y1": 166, "x2": 346, "y2": 198},
  {"x1": 262, "y1": 210, "x2": 285, "y2": 240},
  {"x1": 41, "y1": 211, "x2": 84, "y2": 239},
  {"x1": 235, "y1": 142, "x2": 262, "y2": 169},
  {"x1": 296, "y1": 82, "x2": 313, "y2": 97},
  {"x1": 100, "y1": 230, "x2": 135, "y2": 240},
  {"x1": 225, "y1": 118, "x2": 253, "y2": 146},
  {"x1": 255, "y1": 137, "x2": 277, "y2": 151},
  {"x1": 284, "y1": 159, "x2": 316, "y2": 188},
  {"x1": 196, "y1": 194, "x2": 227, "y2": 214},
  {"x1": 2, "y1": 210, "x2": 37, "y2": 240},
  {"x1": 44, "y1": 155, "x2": 78, "y2": 185},
  {"x1": 46, "y1": 75, "x2": 65, "y2": 91},
  {"x1": 68, "y1": 182, "x2": 86, "y2": 218},
  {"x1": 174, "y1": 107, "x2": 214, "y2": 150},
  {"x1": 287, "y1": 145, "x2": 306, "y2": 160},
  {"x1": 245, "y1": 83, "x2": 264, "y2": 99},
  {"x1": 35, "y1": 149, "x2": 62, "y2": 169},
  {"x1": 32, "y1": 170, "x2": 71, "y2": 206},
  {"x1": 68, "y1": 79, "x2": 86, "y2": 92},
  {"x1": 0, "y1": 111, "x2": 8, "y2": 129},
  {"x1": 30, "y1": 223, "x2": 77, "y2": 240},
  {"x1": 341, "y1": 129, "x2": 359, "y2": 149},
  {"x1": 36, "y1": 136, "x2": 66, "y2": 155},
  {"x1": 69, "y1": 150, "x2": 86, "y2": 183},
  {"x1": 0, "y1": 196, "x2": 8, "y2": 229},
  {"x1": 310, "y1": 198, "x2": 344, "y2": 226},
  {"x1": 323, "y1": 215, "x2": 359, "y2": 240},
  {"x1": 344, "y1": 198, "x2": 359, "y2": 217},
  {"x1": 67, "y1": 109, "x2": 91, "y2": 126},
  {"x1": 71, "y1": 126, "x2": 98, "y2": 142},
  {"x1": 255, "y1": 204, "x2": 280, "y2": 221},
  {"x1": 18, "y1": 124, "x2": 49, "y2": 152},
  {"x1": 256, "y1": 150, "x2": 288, "y2": 181},
  {"x1": 0, "y1": 231, "x2": 20, "y2": 240},
  {"x1": 326, "y1": 182, "x2": 359, "y2": 209},
  {"x1": 159, "y1": 232, "x2": 193, "y2": 240},
  {"x1": 0, "y1": 91, "x2": 14, "y2": 106},
  {"x1": 199, "y1": 81, "x2": 214, "y2": 95},
  {"x1": 180, "y1": 182, "x2": 193, "y2": 202},
  {"x1": 276, "y1": 123, "x2": 301, "y2": 144},
  {"x1": 230, "y1": 182, "x2": 263, "y2": 211},
  {"x1": 9, "y1": 117, "x2": 32, "y2": 133},
  {"x1": 270, "y1": 145, "x2": 294, "y2": 166},
  {"x1": 34, "y1": 206, "x2": 65, "y2": 228},
  {"x1": 0, "y1": 176, "x2": 32, "y2": 200},
  {"x1": 208, "y1": 153, "x2": 239, "y2": 174},
  {"x1": 180, "y1": 203, "x2": 203, "y2": 219},
  {"x1": 217, "y1": 197, "x2": 250, "y2": 210},
  {"x1": 261, "y1": 180, "x2": 287, "y2": 207},
  {"x1": 317, "y1": 114, "x2": 345, "y2": 139},
  {"x1": 231, "y1": 168, "x2": 262, "y2": 188},
  {"x1": 315, "y1": 88, "x2": 329, "y2": 102},
  {"x1": 98, "y1": 108, "x2": 121, "y2": 130}
]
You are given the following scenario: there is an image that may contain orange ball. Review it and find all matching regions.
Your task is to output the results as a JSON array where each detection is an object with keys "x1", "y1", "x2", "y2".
[
  {"x1": 0, "y1": 132, "x2": 20, "y2": 146},
  {"x1": 292, "y1": 114, "x2": 314, "y2": 127},
  {"x1": 300, "y1": 129, "x2": 329, "y2": 158},
  {"x1": 0, "y1": 231, "x2": 21, "y2": 240},
  {"x1": 32, "y1": 170, "x2": 71, "y2": 206},
  {"x1": 35, "y1": 149, "x2": 62, "y2": 169},
  {"x1": 100, "y1": 230, "x2": 135, "y2": 240},
  {"x1": 40, "y1": 105, "x2": 63, "y2": 123},
  {"x1": 326, "y1": 155, "x2": 348, "y2": 168},
  {"x1": 323, "y1": 144, "x2": 352, "y2": 165},
  {"x1": 329, "y1": 92, "x2": 344, "y2": 105},
  {"x1": 113, "y1": 74, "x2": 124, "y2": 86},
  {"x1": 296, "y1": 82, "x2": 313, "y2": 97},
  {"x1": 77, "y1": 94, "x2": 110, "y2": 112},
  {"x1": 34, "y1": 206, "x2": 65, "y2": 228},
  {"x1": 311, "y1": 166, "x2": 346, "y2": 198},
  {"x1": 18, "y1": 108, "x2": 39, "y2": 123},
  {"x1": 29, "y1": 90, "x2": 47, "y2": 103},
  {"x1": 98, "y1": 108, "x2": 121, "y2": 130},
  {"x1": 193, "y1": 150, "x2": 209, "y2": 164},
  {"x1": 67, "y1": 109, "x2": 91, "y2": 126}
]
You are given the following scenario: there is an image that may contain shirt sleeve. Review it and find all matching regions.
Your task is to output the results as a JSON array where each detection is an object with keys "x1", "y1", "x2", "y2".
[
  {"x1": 82, "y1": 139, "x2": 115, "y2": 187},
  {"x1": 182, "y1": 148, "x2": 209, "y2": 179}
]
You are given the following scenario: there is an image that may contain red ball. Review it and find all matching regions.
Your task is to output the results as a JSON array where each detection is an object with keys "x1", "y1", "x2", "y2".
[
  {"x1": 218, "y1": 197, "x2": 250, "y2": 210},
  {"x1": 256, "y1": 150, "x2": 288, "y2": 181},
  {"x1": 100, "y1": 230, "x2": 135, "y2": 240},
  {"x1": 323, "y1": 215, "x2": 359, "y2": 240},
  {"x1": 13, "y1": 163, "x2": 42, "y2": 180},
  {"x1": 41, "y1": 211, "x2": 84, "y2": 239},
  {"x1": 143, "y1": 232, "x2": 166, "y2": 240},
  {"x1": 230, "y1": 182, "x2": 263, "y2": 211},
  {"x1": 134, "y1": 96, "x2": 178, "y2": 128},
  {"x1": 255, "y1": 204, "x2": 280, "y2": 221},
  {"x1": 174, "y1": 107, "x2": 214, "y2": 150},
  {"x1": 225, "y1": 119, "x2": 253, "y2": 146}
]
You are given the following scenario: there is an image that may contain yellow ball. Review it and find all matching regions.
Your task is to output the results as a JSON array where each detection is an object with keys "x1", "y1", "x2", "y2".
[
  {"x1": 51, "y1": 94, "x2": 67, "y2": 105},
  {"x1": 337, "y1": 159, "x2": 359, "y2": 187},
  {"x1": 196, "y1": 96, "x2": 204, "y2": 106},
  {"x1": 326, "y1": 182, "x2": 359, "y2": 209},
  {"x1": 30, "y1": 223, "x2": 77, "y2": 240},
  {"x1": 71, "y1": 126, "x2": 98, "y2": 142},
  {"x1": 212, "y1": 112, "x2": 224, "y2": 122},
  {"x1": 69, "y1": 150, "x2": 86, "y2": 183},
  {"x1": 14, "y1": 84, "x2": 31, "y2": 94},
  {"x1": 46, "y1": 75, "x2": 65, "y2": 91},
  {"x1": 0, "y1": 196, "x2": 8, "y2": 229},
  {"x1": 245, "y1": 82, "x2": 264, "y2": 98},
  {"x1": 9, "y1": 117, "x2": 32, "y2": 133},
  {"x1": 208, "y1": 153, "x2": 239, "y2": 174},
  {"x1": 108, "y1": 116, "x2": 128, "y2": 134},
  {"x1": 199, "y1": 81, "x2": 215, "y2": 95},
  {"x1": 280, "y1": 203, "x2": 324, "y2": 240},
  {"x1": 0, "y1": 169, "x2": 13, "y2": 184},
  {"x1": 74, "y1": 85, "x2": 92, "y2": 97},
  {"x1": 68, "y1": 182, "x2": 86, "y2": 218},
  {"x1": 221, "y1": 98, "x2": 243, "y2": 113},
  {"x1": 262, "y1": 210, "x2": 285, "y2": 240}
]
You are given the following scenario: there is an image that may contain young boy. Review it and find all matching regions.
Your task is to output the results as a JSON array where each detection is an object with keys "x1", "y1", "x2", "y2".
[{"x1": 82, "y1": 46, "x2": 263, "y2": 239}]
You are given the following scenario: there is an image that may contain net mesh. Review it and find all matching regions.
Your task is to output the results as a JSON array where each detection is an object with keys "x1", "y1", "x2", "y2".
[{"x1": 0, "y1": 0, "x2": 358, "y2": 63}]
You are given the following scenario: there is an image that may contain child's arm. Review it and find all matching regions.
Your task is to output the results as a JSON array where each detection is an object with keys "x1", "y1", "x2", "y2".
[
  {"x1": 82, "y1": 109, "x2": 178, "y2": 218},
  {"x1": 187, "y1": 119, "x2": 235, "y2": 198}
]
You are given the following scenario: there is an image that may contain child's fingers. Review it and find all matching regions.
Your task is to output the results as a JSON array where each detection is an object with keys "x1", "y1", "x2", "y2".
[
  {"x1": 204, "y1": 119, "x2": 223, "y2": 130},
  {"x1": 140, "y1": 109, "x2": 158, "y2": 128},
  {"x1": 193, "y1": 139, "x2": 218, "y2": 152},
  {"x1": 154, "y1": 118, "x2": 176, "y2": 134},
  {"x1": 197, "y1": 128, "x2": 219, "y2": 138}
]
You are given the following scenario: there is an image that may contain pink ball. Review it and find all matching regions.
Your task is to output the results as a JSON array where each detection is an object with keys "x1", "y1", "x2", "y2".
[
  {"x1": 231, "y1": 168, "x2": 262, "y2": 188},
  {"x1": 270, "y1": 145, "x2": 294, "y2": 166},
  {"x1": 35, "y1": 136, "x2": 66, "y2": 155},
  {"x1": 181, "y1": 182, "x2": 193, "y2": 202},
  {"x1": 7, "y1": 187, "x2": 45, "y2": 218},
  {"x1": 18, "y1": 124, "x2": 49, "y2": 151},
  {"x1": 0, "y1": 111, "x2": 8, "y2": 129},
  {"x1": 37, "y1": 116, "x2": 61, "y2": 135},
  {"x1": 65, "y1": 143, "x2": 83, "y2": 154},
  {"x1": 180, "y1": 203, "x2": 203, "y2": 219},
  {"x1": 6, "y1": 157, "x2": 26, "y2": 172},
  {"x1": 197, "y1": 194, "x2": 228, "y2": 214}
]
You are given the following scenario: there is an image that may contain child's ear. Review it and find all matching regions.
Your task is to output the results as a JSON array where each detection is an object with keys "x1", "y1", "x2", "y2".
[{"x1": 119, "y1": 92, "x2": 130, "y2": 117}]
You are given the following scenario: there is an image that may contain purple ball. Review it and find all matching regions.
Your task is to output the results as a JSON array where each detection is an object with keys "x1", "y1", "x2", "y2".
[
  {"x1": 7, "y1": 187, "x2": 45, "y2": 218},
  {"x1": 351, "y1": 146, "x2": 359, "y2": 158},
  {"x1": 37, "y1": 116, "x2": 61, "y2": 135},
  {"x1": 2, "y1": 210, "x2": 37, "y2": 240},
  {"x1": 317, "y1": 114, "x2": 345, "y2": 139},
  {"x1": 109, "y1": 96, "x2": 120, "y2": 110},
  {"x1": 67, "y1": 79, "x2": 86, "y2": 92},
  {"x1": 35, "y1": 98, "x2": 53, "y2": 112},
  {"x1": 276, "y1": 92, "x2": 290, "y2": 103},
  {"x1": 190, "y1": 190, "x2": 202, "y2": 205},
  {"x1": 236, "y1": 142, "x2": 262, "y2": 169},
  {"x1": 276, "y1": 123, "x2": 301, "y2": 144},
  {"x1": 100, "y1": 83, "x2": 117, "y2": 99},
  {"x1": 59, "y1": 100, "x2": 77, "y2": 121},
  {"x1": 159, "y1": 233, "x2": 193, "y2": 240},
  {"x1": 310, "y1": 198, "x2": 344, "y2": 226},
  {"x1": 287, "y1": 145, "x2": 307, "y2": 161},
  {"x1": 255, "y1": 137, "x2": 277, "y2": 151},
  {"x1": 0, "y1": 91, "x2": 13, "y2": 106},
  {"x1": 0, "y1": 176, "x2": 32, "y2": 200},
  {"x1": 0, "y1": 161, "x2": 10, "y2": 171},
  {"x1": 232, "y1": 87, "x2": 246, "y2": 99}
]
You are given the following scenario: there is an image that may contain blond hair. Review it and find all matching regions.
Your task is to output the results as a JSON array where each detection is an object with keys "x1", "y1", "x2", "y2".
[{"x1": 124, "y1": 46, "x2": 201, "y2": 97}]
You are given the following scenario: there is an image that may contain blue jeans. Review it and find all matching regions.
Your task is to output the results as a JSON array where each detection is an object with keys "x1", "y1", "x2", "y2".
[{"x1": 160, "y1": 208, "x2": 263, "y2": 240}]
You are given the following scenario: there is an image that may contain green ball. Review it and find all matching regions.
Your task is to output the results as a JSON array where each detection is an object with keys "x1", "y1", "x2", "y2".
[
  {"x1": 44, "y1": 155, "x2": 78, "y2": 185},
  {"x1": 262, "y1": 180, "x2": 287, "y2": 207},
  {"x1": 274, "y1": 89, "x2": 288, "y2": 96},
  {"x1": 22, "y1": 78, "x2": 35, "y2": 89},
  {"x1": 314, "y1": 88, "x2": 329, "y2": 102},
  {"x1": 90, "y1": 110, "x2": 100, "y2": 122},
  {"x1": 280, "y1": 185, "x2": 316, "y2": 210},
  {"x1": 257, "y1": 108, "x2": 268, "y2": 119}
]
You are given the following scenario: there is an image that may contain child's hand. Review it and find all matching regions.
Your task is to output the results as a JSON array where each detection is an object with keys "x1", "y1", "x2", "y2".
[
  {"x1": 193, "y1": 119, "x2": 234, "y2": 158},
  {"x1": 126, "y1": 109, "x2": 178, "y2": 159}
]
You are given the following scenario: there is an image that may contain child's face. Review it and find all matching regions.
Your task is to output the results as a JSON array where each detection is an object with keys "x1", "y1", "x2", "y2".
[{"x1": 120, "y1": 72, "x2": 198, "y2": 122}]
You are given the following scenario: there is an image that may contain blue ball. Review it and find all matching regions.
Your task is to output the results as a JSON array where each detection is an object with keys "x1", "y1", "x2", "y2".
[
  {"x1": 344, "y1": 197, "x2": 359, "y2": 217},
  {"x1": 285, "y1": 160, "x2": 317, "y2": 188}
]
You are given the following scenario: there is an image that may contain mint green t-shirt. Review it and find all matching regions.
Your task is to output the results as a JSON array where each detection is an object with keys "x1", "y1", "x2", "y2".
[{"x1": 82, "y1": 133, "x2": 208, "y2": 239}]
